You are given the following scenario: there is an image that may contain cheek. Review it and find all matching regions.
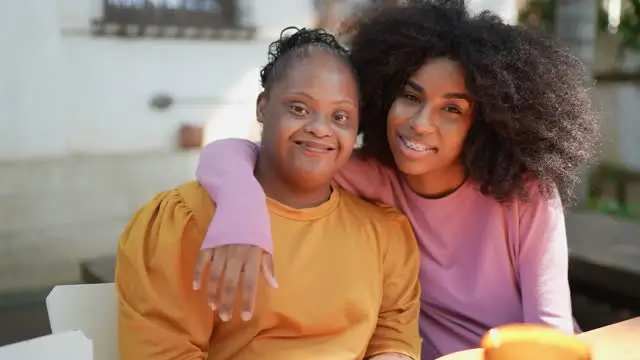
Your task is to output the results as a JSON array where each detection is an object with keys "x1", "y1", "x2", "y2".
[
  {"x1": 336, "y1": 127, "x2": 357, "y2": 150},
  {"x1": 441, "y1": 120, "x2": 472, "y2": 155},
  {"x1": 263, "y1": 118, "x2": 298, "y2": 149},
  {"x1": 386, "y1": 100, "x2": 407, "y2": 133}
]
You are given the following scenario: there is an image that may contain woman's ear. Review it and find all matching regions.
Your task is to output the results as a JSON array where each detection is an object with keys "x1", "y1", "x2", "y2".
[{"x1": 256, "y1": 91, "x2": 267, "y2": 124}]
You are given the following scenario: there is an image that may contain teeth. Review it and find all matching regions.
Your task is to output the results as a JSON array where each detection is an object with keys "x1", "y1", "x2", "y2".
[
  {"x1": 300, "y1": 142, "x2": 329, "y2": 152},
  {"x1": 401, "y1": 136, "x2": 429, "y2": 152}
]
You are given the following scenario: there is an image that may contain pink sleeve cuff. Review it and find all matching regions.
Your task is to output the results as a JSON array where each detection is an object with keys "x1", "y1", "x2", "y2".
[{"x1": 196, "y1": 139, "x2": 273, "y2": 254}]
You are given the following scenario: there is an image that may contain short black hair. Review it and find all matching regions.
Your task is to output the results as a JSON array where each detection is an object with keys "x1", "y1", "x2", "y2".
[
  {"x1": 346, "y1": 0, "x2": 600, "y2": 206},
  {"x1": 260, "y1": 26, "x2": 355, "y2": 93}
]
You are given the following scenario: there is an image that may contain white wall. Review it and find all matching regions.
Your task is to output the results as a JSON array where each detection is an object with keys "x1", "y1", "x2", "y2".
[
  {"x1": 0, "y1": 0, "x2": 66, "y2": 160},
  {"x1": 0, "y1": 0, "x2": 313, "y2": 161}
]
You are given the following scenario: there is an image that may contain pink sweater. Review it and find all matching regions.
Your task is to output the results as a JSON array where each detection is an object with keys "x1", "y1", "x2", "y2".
[{"x1": 196, "y1": 139, "x2": 574, "y2": 359}]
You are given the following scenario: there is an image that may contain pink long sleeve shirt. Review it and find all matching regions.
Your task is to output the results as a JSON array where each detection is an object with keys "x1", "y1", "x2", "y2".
[{"x1": 196, "y1": 139, "x2": 575, "y2": 359}]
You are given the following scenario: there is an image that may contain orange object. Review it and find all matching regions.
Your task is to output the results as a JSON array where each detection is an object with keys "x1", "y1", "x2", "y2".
[
  {"x1": 480, "y1": 324, "x2": 591, "y2": 360},
  {"x1": 178, "y1": 124, "x2": 203, "y2": 149},
  {"x1": 436, "y1": 348, "x2": 483, "y2": 360}
]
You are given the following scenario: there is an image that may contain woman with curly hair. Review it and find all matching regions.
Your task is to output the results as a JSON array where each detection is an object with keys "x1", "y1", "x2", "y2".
[{"x1": 191, "y1": 1, "x2": 600, "y2": 358}]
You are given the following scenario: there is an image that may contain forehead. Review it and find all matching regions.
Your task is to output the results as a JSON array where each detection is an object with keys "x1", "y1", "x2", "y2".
[
  {"x1": 410, "y1": 58, "x2": 467, "y2": 93},
  {"x1": 273, "y1": 53, "x2": 358, "y2": 98}
]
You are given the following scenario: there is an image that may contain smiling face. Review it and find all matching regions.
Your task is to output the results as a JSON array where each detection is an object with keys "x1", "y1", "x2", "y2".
[
  {"x1": 386, "y1": 57, "x2": 473, "y2": 194},
  {"x1": 258, "y1": 52, "x2": 359, "y2": 194}
]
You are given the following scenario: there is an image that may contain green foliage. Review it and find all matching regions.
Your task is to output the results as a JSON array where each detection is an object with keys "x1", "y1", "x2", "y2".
[
  {"x1": 584, "y1": 163, "x2": 640, "y2": 221},
  {"x1": 616, "y1": 0, "x2": 640, "y2": 53}
]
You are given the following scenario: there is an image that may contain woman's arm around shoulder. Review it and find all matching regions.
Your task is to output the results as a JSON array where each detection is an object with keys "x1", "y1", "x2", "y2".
[
  {"x1": 196, "y1": 142, "x2": 397, "y2": 252},
  {"x1": 196, "y1": 139, "x2": 272, "y2": 252}
]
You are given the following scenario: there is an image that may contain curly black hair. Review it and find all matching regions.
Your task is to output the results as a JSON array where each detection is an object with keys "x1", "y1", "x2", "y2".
[
  {"x1": 260, "y1": 26, "x2": 354, "y2": 92},
  {"x1": 345, "y1": 0, "x2": 600, "y2": 206}
]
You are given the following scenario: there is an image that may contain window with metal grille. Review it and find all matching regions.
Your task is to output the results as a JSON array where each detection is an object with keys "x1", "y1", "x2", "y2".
[{"x1": 93, "y1": 0, "x2": 254, "y2": 39}]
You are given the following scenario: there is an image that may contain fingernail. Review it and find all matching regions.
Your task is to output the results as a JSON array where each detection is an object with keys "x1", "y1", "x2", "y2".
[
  {"x1": 209, "y1": 302, "x2": 217, "y2": 311},
  {"x1": 219, "y1": 312, "x2": 231, "y2": 322},
  {"x1": 241, "y1": 311, "x2": 252, "y2": 321},
  {"x1": 193, "y1": 281, "x2": 200, "y2": 290}
]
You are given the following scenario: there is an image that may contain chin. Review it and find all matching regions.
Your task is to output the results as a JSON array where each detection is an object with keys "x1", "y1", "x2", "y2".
[
  {"x1": 396, "y1": 162, "x2": 433, "y2": 177},
  {"x1": 290, "y1": 168, "x2": 335, "y2": 187},
  {"x1": 391, "y1": 153, "x2": 435, "y2": 176}
]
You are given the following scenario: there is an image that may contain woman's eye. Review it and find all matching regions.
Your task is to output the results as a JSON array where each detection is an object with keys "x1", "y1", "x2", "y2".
[
  {"x1": 444, "y1": 105, "x2": 462, "y2": 114},
  {"x1": 290, "y1": 105, "x2": 308, "y2": 115},
  {"x1": 334, "y1": 113, "x2": 349, "y2": 123},
  {"x1": 403, "y1": 93, "x2": 420, "y2": 102}
]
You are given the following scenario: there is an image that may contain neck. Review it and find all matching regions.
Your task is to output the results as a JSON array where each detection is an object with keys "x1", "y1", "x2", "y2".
[
  {"x1": 255, "y1": 155, "x2": 333, "y2": 209},
  {"x1": 404, "y1": 163, "x2": 466, "y2": 198}
]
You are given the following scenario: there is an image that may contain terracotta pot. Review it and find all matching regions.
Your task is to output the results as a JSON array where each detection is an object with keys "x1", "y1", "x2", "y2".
[{"x1": 178, "y1": 124, "x2": 203, "y2": 149}]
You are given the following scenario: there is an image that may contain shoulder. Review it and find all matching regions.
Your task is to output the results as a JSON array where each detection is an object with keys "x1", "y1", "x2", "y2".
[
  {"x1": 467, "y1": 179, "x2": 563, "y2": 222},
  {"x1": 339, "y1": 189, "x2": 404, "y2": 222},
  {"x1": 510, "y1": 181, "x2": 566, "y2": 253},
  {"x1": 118, "y1": 181, "x2": 217, "y2": 256},
  {"x1": 516, "y1": 181, "x2": 564, "y2": 221},
  {"x1": 338, "y1": 189, "x2": 418, "y2": 249},
  {"x1": 176, "y1": 181, "x2": 217, "y2": 225},
  {"x1": 115, "y1": 183, "x2": 215, "y2": 324}
]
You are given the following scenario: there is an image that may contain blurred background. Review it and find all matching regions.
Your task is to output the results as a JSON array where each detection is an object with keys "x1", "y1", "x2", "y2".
[{"x1": 0, "y1": 0, "x2": 638, "y2": 347}]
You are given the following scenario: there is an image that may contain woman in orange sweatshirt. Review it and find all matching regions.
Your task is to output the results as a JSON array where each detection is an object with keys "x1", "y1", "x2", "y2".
[{"x1": 116, "y1": 27, "x2": 422, "y2": 360}]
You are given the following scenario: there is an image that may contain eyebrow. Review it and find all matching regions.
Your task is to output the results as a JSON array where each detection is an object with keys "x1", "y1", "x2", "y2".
[
  {"x1": 405, "y1": 79, "x2": 472, "y2": 103},
  {"x1": 405, "y1": 79, "x2": 425, "y2": 94},
  {"x1": 444, "y1": 92, "x2": 472, "y2": 103},
  {"x1": 287, "y1": 91, "x2": 356, "y2": 107}
]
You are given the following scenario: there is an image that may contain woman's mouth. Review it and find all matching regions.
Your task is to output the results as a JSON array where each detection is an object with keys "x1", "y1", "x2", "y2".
[
  {"x1": 294, "y1": 140, "x2": 336, "y2": 154},
  {"x1": 398, "y1": 134, "x2": 437, "y2": 156}
]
